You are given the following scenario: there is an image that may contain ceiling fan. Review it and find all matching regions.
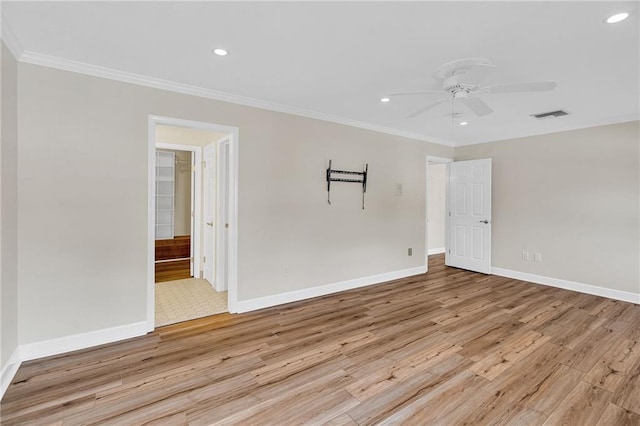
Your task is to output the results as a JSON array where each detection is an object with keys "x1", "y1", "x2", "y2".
[{"x1": 385, "y1": 58, "x2": 557, "y2": 119}]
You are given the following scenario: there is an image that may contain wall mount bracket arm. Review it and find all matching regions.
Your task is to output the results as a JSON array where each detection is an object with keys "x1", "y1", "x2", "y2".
[{"x1": 326, "y1": 159, "x2": 368, "y2": 209}]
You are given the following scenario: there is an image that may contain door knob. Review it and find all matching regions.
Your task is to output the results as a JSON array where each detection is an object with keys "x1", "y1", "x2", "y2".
[
  {"x1": 479, "y1": 220, "x2": 489, "y2": 224},
  {"x1": 206, "y1": 222, "x2": 213, "y2": 226}
]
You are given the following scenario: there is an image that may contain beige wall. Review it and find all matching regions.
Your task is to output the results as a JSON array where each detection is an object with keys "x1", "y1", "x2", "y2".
[
  {"x1": 9, "y1": 57, "x2": 639, "y2": 353},
  {"x1": 427, "y1": 163, "x2": 446, "y2": 252},
  {"x1": 455, "y1": 121, "x2": 640, "y2": 294},
  {"x1": 17, "y1": 62, "x2": 453, "y2": 345},
  {"x1": 1, "y1": 42, "x2": 19, "y2": 369}
]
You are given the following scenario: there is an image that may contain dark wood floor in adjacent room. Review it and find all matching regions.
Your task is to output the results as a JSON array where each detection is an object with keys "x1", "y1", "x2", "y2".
[
  {"x1": 3, "y1": 255, "x2": 640, "y2": 425},
  {"x1": 155, "y1": 236, "x2": 192, "y2": 282}
]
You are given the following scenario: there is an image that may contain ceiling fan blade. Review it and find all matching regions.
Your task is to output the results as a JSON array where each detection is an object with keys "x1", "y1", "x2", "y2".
[
  {"x1": 460, "y1": 97, "x2": 493, "y2": 117},
  {"x1": 406, "y1": 98, "x2": 450, "y2": 118},
  {"x1": 387, "y1": 90, "x2": 447, "y2": 97},
  {"x1": 487, "y1": 81, "x2": 557, "y2": 94},
  {"x1": 459, "y1": 63, "x2": 496, "y2": 85}
]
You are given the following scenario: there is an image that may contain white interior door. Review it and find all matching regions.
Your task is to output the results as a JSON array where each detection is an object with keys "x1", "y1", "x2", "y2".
[
  {"x1": 446, "y1": 158, "x2": 492, "y2": 274},
  {"x1": 216, "y1": 138, "x2": 231, "y2": 292},
  {"x1": 203, "y1": 144, "x2": 215, "y2": 285}
]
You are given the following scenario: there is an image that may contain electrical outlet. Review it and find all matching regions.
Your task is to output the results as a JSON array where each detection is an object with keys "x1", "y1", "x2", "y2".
[
  {"x1": 522, "y1": 251, "x2": 530, "y2": 261},
  {"x1": 534, "y1": 252, "x2": 542, "y2": 262},
  {"x1": 408, "y1": 248, "x2": 413, "y2": 256}
]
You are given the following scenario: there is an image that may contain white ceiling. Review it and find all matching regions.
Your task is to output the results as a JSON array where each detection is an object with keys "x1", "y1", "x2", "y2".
[{"x1": 2, "y1": 1, "x2": 639, "y2": 146}]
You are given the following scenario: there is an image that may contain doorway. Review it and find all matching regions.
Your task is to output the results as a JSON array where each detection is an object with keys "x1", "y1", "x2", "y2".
[
  {"x1": 147, "y1": 116, "x2": 239, "y2": 331},
  {"x1": 426, "y1": 156, "x2": 452, "y2": 272},
  {"x1": 154, "y1": 147, "x2": 197, "y2": 282}
]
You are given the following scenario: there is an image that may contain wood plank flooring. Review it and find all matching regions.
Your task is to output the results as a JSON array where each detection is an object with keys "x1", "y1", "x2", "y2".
[
  {"x1": 155, "y1": 236, "x2": 192, "y2": 282},
  {"x1": 155, "y1": 236, "x2": 191, "y2": 262},
  {"x1": 155, "y1": 259, "x2": 192, "y2": 283},
  {"x1": 3, "y1": 255, "x2": 640, "y2": 425}
]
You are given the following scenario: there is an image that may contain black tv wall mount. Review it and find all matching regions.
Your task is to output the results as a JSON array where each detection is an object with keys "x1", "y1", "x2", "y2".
[{"x1": 326, "y1": 159, "x2": 368, "y2": 209}]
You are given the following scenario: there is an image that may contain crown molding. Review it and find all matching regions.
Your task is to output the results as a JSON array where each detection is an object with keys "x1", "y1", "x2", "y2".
[
  {"x1": 18, "y1": 50, "x2": 455, "y2": 147},
  {"x1": 0, "y1": 14, "x2": 24, "y2": 59},
  {"x1": 452, "y1": 113, "x2": 640, "y2": 147}
]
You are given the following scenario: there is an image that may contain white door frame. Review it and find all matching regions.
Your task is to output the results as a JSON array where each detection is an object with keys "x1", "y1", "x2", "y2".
[
  {"x1": 147, "y1": 115, "x2": 240, "y2": 331},
  {"x1": 156, "y1": 143, "x2": 202, "y2": 278},
  {"x1": 215, "y1": 136, "x2": 232, "y2": 292},
  {"x1": 425, "y1": 155, "x2": 453, "y2": 272}
]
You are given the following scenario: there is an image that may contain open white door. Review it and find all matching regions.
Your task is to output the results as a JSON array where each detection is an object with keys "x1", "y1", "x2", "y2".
[
  {"x1": 216, "y1": 137, "x2": 231, "y2": 292},
  {"x1": 446, "y1": 158, "x2": 492, "y2": 274},
  {"x1": 203, "y1": 144, "x2": 215, "y2": 285}
]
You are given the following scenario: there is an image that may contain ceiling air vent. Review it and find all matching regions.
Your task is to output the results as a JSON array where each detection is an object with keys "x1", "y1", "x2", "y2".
[{"x1": 531, "y1": 109, "x2": 569, "y2": 120}]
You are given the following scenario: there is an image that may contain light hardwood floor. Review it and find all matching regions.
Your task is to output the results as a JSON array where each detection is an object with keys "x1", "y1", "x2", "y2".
[{"x1": 2, "y1": 255, "x2": 640, "y2": 425}]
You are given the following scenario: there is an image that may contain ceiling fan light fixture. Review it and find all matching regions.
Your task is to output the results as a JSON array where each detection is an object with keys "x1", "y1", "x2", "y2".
[
  {"x1": 213, "y1": 48, "x2": 228, "y2": 56},
  {"x1": 606, "y1": 12, "x2": 629, "y2": 23},
  {"x1": 380, "y1": 97, "x2": 390, "y2": 103}
]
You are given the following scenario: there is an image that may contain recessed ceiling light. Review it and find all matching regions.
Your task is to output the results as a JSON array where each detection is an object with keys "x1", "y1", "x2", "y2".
[
  {"x1": 213, "y1": 48, "x2": 228, "y2": 56},
  {"x1": 459, "y1": 121, "x2": 468, "y2": 126},
  {"x1": 380, "y1": 97, "x2": 390, "y2": 103},
  {"x1": 606, "y1": 12, "x2": 629, "y2": 23}
]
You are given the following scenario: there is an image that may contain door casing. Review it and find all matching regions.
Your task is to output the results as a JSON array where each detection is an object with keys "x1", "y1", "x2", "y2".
[
  {"x1": 203, "y1": 143, "x2": 216, "y2": 286},
  {"x1": 215, "y1": 137, "x2": 232, "y2": 292},
  {"x1": 147, "y1": 115, "x2": 239, "y2": 331}
]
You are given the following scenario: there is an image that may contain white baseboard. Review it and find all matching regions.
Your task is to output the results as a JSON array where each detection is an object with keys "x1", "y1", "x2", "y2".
[
  {"x1": 428, "y1": 247, "x2": 445, "y2": 255},
  {"x1": 492, "y1": 267, "x2": 640, "y2": 305},
  {"x1": 1, "y1": 347, "x2": 21, "y2": 400},
  {"x1": 236, "y1": 265, "x2": 427, "y2": 313},
  {"x1": 19, "y1": 321, "x2": 149, "y2": 362}
]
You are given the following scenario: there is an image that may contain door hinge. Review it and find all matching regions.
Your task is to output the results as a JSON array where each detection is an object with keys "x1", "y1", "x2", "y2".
[
  {"x1": 449, "y1": 211, "x2": 451, "y2": 216},
  {"x1": 203, "y1": 256, "x2": 206, "y2": 263},
  {"x1": 190, "y1": 257, "x2": 194, "y2": 262}
]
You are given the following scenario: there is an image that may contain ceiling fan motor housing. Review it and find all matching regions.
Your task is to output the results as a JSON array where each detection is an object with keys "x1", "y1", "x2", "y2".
[{"x1": 443, "y1": 75, "x2": 476, "y2": 97}]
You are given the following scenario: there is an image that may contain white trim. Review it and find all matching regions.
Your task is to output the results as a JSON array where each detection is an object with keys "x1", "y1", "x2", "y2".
[
  {"x1": 148, "y1": 115, "x2": 239, "y2": 323},
  {"x1": 1, "y1": 347, "x2": 21, "y2": 400},
  {"x1": 147, "y1": 119, "x2": 157, "y2": 331},
  {"x1": 155, "y1": 142, "x2": 203, "y2": 279},
  {"x1": 227, "y1": 131, "x2": 239, "y2": 313},
  {"x1": 203, "y1": 143, "x2": 217, "y2": 287},
  {"x1": 0, "y1": 15, "x2": 24, "y2": 60},
  {"x1": 14, "y1": 51, "x2": 639, "y2": 149},
  {"x1": 492, "y1": 267, "x2": 640, "y2": 305},
  {"x1": 428, "y1": 247, "x2": 446, "y2": 255},
  {"x1": 19, "y1": 321, "x2": 149, "y2": 362},
  {"x1": 236, "y1": 266, "x2": 427, "y2": 313},
  {"x1": 215, "y1": 137, "x2": 231, "y2": 293},
  {"x1": 17, "y1": 50, "x2": 454, "y2": 147},
  {"x1": 451, "y1": 114, "x2": 640, "y2": 147},
  {"x1": 427, "y1": 156, "x2": 454, "y2": 165}
]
